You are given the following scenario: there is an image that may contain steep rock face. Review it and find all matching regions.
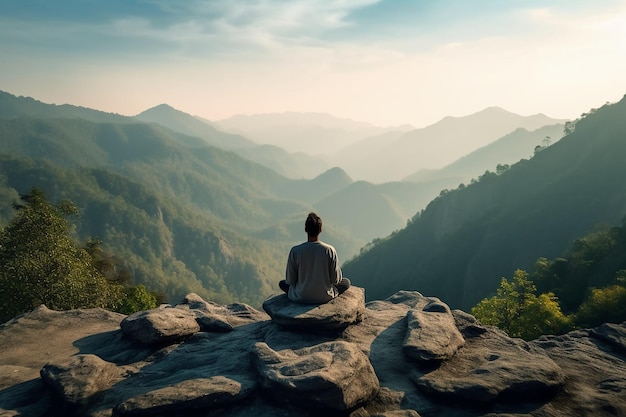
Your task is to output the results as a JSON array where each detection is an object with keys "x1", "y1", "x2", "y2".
[{"x1": 0, "y1": 289, "x2": 625, "y2": 417}]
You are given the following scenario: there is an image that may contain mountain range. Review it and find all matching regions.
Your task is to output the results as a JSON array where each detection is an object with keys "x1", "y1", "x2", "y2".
[
  {"x1": 214, "y1": 105, "x2": 566, "y2": 183},
  {"x1": 0, "y1": 89, "x2": 588, "y2": 310},
  {"x1": 336, "y1": 107, "x2": 567, "y2": 182},
  {"x1": 215, "y1": 112, "x2": 414, "y2": 156}
]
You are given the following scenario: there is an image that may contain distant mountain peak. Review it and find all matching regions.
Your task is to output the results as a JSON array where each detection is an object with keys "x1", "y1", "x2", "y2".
[
  {"x1": 137, "y1": 103, "x2": 181, "y2": 116},
  {"x1": 153, "y1": 103, "x2": 175, "y2": 110},
  {"x1": 482, "y1": 106, "x2": 510, "y2": 112},
  {"x1": 313, "y1": 167, "x2": 353, "y2": 185}
]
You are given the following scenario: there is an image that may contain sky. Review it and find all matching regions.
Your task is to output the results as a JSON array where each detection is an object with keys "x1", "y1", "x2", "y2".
[{"x1": 1, "y1": 0, "x2": 626, "y2": 128}]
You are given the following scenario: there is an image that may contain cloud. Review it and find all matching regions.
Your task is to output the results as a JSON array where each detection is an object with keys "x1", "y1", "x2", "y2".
[
  {"x1": 1, "y1": 0, "x2": 626, "y2": 127},
  {"x1": 0, "y1": 1, "x2": 381, "y2": 56}
]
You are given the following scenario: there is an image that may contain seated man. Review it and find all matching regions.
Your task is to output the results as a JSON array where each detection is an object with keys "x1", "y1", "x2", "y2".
[{"x1": 279, "y1": 212, "x2": 351, "y2": 304}]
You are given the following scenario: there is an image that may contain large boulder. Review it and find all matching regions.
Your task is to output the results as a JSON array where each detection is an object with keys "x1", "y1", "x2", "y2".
[
  {"x1": 413, "y1": 326, "x2": 565, "y2": 403},
  {"x1": 40, "y1": 354, "x2": 122, "y2": 410},
  {"x1": 403, "y1": 299, "x2": 465, "y2": 362},
  {"x1": 254, "y1": 340, "x2": 379, "y2": 411},
  {"x1": 120, "y1": 307, "x2": 200, "y2": 346},
  {"x1": 262, "y1": 286, "x2": 365, "y2": 330}
]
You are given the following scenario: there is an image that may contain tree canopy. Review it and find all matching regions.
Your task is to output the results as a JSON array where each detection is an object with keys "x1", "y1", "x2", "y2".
[
  {"x1": 471, "y1": 269, "x2": 569, "y2": 340},
  {"x1": 472, "y1": 220, "x2": 626, "y2": 339}
]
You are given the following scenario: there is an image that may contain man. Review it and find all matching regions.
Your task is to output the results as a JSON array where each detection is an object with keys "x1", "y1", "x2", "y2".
[{"x1": 280, "y1": 212, "x2": 351, "y2": 303}]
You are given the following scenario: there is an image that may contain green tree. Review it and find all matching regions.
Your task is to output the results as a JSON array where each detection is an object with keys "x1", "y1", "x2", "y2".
[
  {"x1": 471, "y1": 269, "x2": 571, "y2": 340},
  {"x1": 116, "y1": 284, "x2": 159, "y2": 315},
  {"x1": 495, "y1": 163, "x2": 510, "y2": 175},
  {"x1": 0, "y1": 188, "x2": 122, "y2": 322},
  {"x1": 574, "y1": 271, "x2": 626, "y2": 328}
]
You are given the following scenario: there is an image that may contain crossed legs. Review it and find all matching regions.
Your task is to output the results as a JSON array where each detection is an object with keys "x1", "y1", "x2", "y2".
[{"x1": 279, "y1": 278, "x2": 351, "y2": 295}]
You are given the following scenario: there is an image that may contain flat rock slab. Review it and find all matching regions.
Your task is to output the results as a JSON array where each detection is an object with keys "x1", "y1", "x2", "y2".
[
  {"x1": 403, "y1": 299, "x2": 465, "y2": 362},
  {"x1": 0, "y1": 305, "x2": 126, "y2": 389},
  {"x1": 262, "y1": 286, "x2": 366, "y2": 330},
  {"x1": 254, "y1": 340, "x2": 379, "y2": 411},
  {"x1": 113, "y1": 376, "x2": 256, "y2": 416},
  {"x1": 120, "y1": 307, "x2": 200, "y2": 346},
  {"x1": 414, "y1": 326, "x2": 565, "y2": 403}
]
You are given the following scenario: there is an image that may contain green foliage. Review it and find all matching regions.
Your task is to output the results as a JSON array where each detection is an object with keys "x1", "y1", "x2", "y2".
[
  {"x1": 475, "y1": 220, "x2": 626, "y2": 337},
  {"x1": 495, "y1": 163, "x2": 510, "y2": 175},
  {"x1": 116, "y1": 285, "x2": 159, "y2": 315},
  {"x1": 471, "y1": 270, "x2": 570, "y2": 340},
  {"x1": 532, "y1": 221, "x2": 626, "y2": 317},
  {"x1": 0, "y1": 188, "x2": 122, "y2": 322},
  {"x1": 573, "y1": 272, "x2": 626, "y2": 328},
  {"x1": 84, "y1": 237, "x2": 132, "y2": 285}
]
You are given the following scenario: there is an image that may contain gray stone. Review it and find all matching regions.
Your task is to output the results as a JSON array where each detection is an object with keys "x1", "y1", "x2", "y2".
[
  {"x1": 403, "y1": 299, "x2": 465, "y2": 362},
  {"x1": 533, "y1": 329, "x2": 626, "y2": 415},
  {"x1": 120, "y1": 307, "x2": 200, "y2": 346},
  {"x1": 2, "y1": 292, "x2": 626, "y2": 417},
  {"x1": 262, "y1": 285, "x2": 365, "y2": 330},
  {"x1": 195, "y1": 315, "x2": 234, "y2": 332},
  {"x1": 177, "y1": 293, "x2": 269, "y2": 328},
  {"x1": 0, "y1": 305, "x2": 128, "y2": 389},
  {"x1": 414, "y1": 326, "x2": 565, "y2": 403},
  {"x1": 113, "y1": 375, "x2": 256, "y2": 416},
  {"x1": 590, "y1": 321, "x2": 626, "y2": 353},
  {"x1": 254, "y1": 340, "x2": 379, "y2": 411},
  {"x1": 40, "y1": 354, "x2": 122, "y2": 407},
  {"x1": 452, "y1": 309, "x2": 488, "y2": 337}
]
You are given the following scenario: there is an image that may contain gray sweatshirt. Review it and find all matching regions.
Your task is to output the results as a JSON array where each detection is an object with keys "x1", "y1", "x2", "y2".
[{"x1": 285, "y1": 241, "x2": 342, "y2": 304}]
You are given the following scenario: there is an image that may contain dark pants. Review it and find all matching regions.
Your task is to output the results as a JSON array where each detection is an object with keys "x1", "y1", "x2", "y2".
[{"x1": 279, "y1": 278, "x2": 351, "y2": 295}]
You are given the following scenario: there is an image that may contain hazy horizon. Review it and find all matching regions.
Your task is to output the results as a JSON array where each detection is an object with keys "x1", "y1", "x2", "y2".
[{"x1": 2, "y1": 1, "x2": 626, "y2": 128}]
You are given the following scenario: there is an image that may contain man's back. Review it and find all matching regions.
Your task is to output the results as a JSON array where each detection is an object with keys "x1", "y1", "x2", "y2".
[{"x1": 285, "y1": 240, "x2": 342, "y2": 304}]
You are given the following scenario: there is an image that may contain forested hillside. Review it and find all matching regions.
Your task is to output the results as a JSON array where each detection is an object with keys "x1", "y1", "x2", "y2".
[
  {"x1": 0, "y1": 90, "x2": 133, "y2": 123},
  {"x1": 343, "y1": 95, "x2": 626, "y2": 311},
  {"x1": 0, "y1": 155, "x2": 285, "y2": 306}
]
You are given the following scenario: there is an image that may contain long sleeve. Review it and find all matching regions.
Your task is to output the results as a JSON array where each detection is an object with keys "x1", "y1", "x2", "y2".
[
  {"x1": 329, "y1": 248, "x2": 342, "y2": 286},
  {"x1": 285, "y1": 248, "x2": 298, "y2": 285},
  {"x1": 284, "y1": 241, "x2": 340, "y2": 304}
]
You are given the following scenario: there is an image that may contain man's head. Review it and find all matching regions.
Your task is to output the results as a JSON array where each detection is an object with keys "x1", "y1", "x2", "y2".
[{"x1": 305, "y1": 212, "x2": 322, "y2": 237}]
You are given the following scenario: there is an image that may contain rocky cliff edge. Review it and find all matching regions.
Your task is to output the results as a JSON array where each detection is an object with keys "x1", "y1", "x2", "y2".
[{"x1": 0, "y1": 287, "x2": 624, "y2": 417}]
